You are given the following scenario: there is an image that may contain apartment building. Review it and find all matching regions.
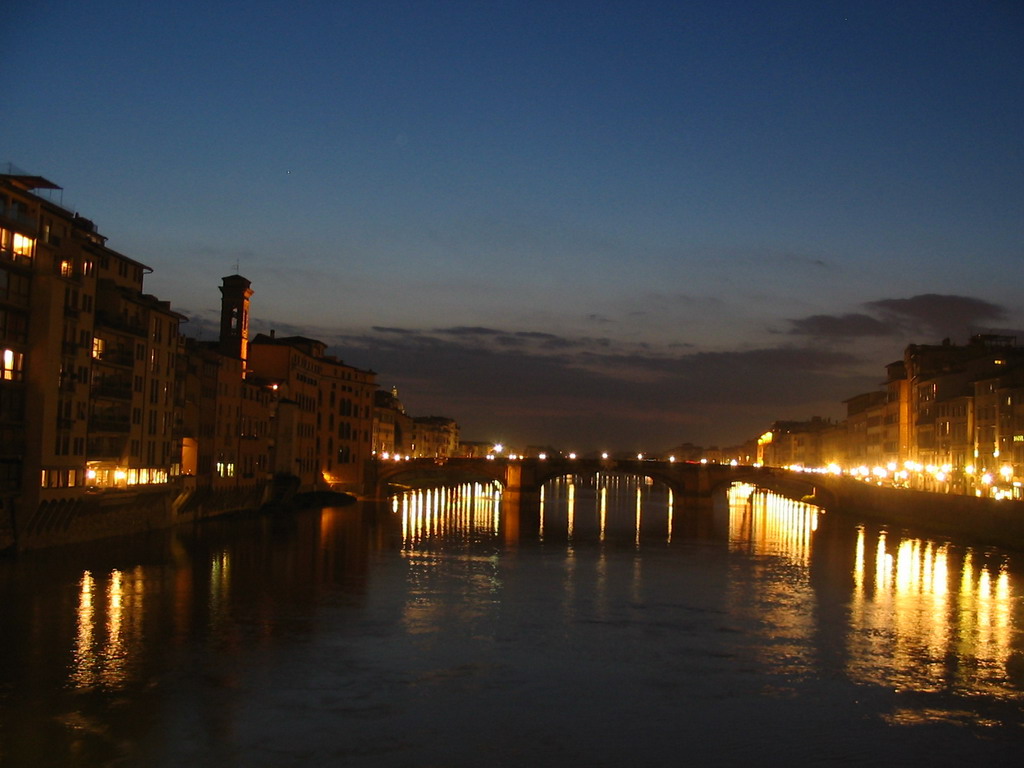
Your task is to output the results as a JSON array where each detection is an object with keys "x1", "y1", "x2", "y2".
[
  {"x1": 1, "y1": 169, "x2": 186, "y2": 545},
  {"x1": 248, "y1": 332, "x2": 376, "y2": 493},
  {"x1": 754, "y1": 335, "x2": 1024, "y2": 499},
  {"x1": 412, "y1": 416, "x2": 460, "y2": 458}
]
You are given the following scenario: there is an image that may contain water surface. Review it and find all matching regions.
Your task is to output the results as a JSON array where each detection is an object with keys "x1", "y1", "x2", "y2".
[{"x1": 2, "y1": 478, "x2": 1023, "y2": 766}]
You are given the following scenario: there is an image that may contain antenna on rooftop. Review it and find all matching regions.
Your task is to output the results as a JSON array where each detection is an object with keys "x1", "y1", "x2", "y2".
[{"x1": 233, "y1": 257, "x2": 240, "y2": 275}]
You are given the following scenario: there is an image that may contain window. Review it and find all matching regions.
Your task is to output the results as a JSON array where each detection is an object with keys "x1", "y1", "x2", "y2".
[
  {"x1": 0, "y1": 388, "x2": 25, "y2": 421},
  {"x1": 12, "y1": 233, "x2": 33, "y2": 258},
  {"x1": 0, "y1": 309, "x2": 27, "y2": 344},
  {"x1": 0, "y1": 268, "x2": 29, "y2": 302},
  {"x1": 1, "y1": 349, "x2": 24, "y2": 381}
]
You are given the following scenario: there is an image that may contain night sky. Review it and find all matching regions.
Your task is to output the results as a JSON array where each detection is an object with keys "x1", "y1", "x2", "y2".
[{"x1": 4, "y1": 1, "x2": 1022, "y2": 451}]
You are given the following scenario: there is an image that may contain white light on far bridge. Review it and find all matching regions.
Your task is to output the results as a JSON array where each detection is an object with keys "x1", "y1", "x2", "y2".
[
  {"x1": 539, "y1": 453, "x2": 547, "y2": 460},
  {"x1": 730, "y1": 459, "x2": 738, "y2": 466},
  {"x1": 493, "y1": 443, "x2": 504, "y2": 455},
  {"x1": 669, "y1": 456, "x2": 676, "y2": 463},
  {"x1": 637, "y1": 453, "x2": 643, "y2": 460},
  {"x1": 601, "y1": 452, "x2": 608, "y2": 459},
  {"x1": 569, "y1": 453, "x2": 577, "y2": 460}
]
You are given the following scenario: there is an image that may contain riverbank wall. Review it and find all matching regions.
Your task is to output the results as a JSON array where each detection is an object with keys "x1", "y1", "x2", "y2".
[
  {"x1": 815, "y1": 475, "x2": 1024, "y2": 551},
  {"x1": 3, "y1": 480, "x2": 277, "y2": 553}
]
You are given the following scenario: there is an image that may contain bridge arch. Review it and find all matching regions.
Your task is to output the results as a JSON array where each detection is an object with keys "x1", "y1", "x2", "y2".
[
  {"x1": 372, "y1": 457, "x2": 509, "y2": 496},
  {"x1": 369, "y1": 458, "x2": 837, "y2": 507}
]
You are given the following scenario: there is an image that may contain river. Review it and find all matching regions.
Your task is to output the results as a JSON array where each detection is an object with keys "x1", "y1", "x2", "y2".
[{"x1": 1, "y1": 476, "x2": 1023, "y2": 766}]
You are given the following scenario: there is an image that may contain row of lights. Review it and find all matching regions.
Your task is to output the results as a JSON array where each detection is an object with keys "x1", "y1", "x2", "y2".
[
  {"x1": 788, "y1": 460, "x2": 1021, "y2": 499},
  {"x1": 378, "y1": 445, "x2": 738, "y2": 466},
  {"x1": 485, "y1": 446, "x2": 736, "y2": 465}
]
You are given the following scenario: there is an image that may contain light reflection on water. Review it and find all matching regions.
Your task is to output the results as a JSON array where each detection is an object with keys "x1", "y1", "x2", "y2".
[
  {"x1": 68, "y1": 565, "x2": 148, "y2": 690},
  {"x1": 728, "y1": 482, "x2": 818, "y2": 564},
  {"x1": 3, "y1": 478, "x2": 1024, "y2": 765},
  {"x1": 538, "y1": 474, "x2": 675, "y2": 544},
  {"x1": 396, "y1": 482, "x2": 502, "y2": 547},
  {"x1": 724, "y1": 482, "x2": 1022, "y2": 719},
  {"x1": 848, "y1": 524, "x2": 1016, "y2": 702}
]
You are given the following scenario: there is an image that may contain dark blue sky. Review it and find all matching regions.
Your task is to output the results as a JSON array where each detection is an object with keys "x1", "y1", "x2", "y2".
[{"x1": 4, "y1": 1, "x2": 1023, "y2": 450}]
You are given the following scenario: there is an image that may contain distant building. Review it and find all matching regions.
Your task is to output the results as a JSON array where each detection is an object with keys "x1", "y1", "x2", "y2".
[
  {"x1": 756, "y1": 417, "x2": 834, "y2": 468},
  {"x1": 248, "y1": 332, "x2": 376, "y2": 492},
  {"x1": 842, "y1": 391, "x2": 886, "y2": 469},
  {"x1": 175, "y1": 275, "x2": 274, "y2": 502},
  {"x1": 373, "y1": 387, "x2": 412, "y2": 457},
  {"x1": 412, "y1": 416, "x2": 459, "y2": 458},
  {"x1": 753, "y1": 334, "x2": 1024, "y2": 499}
]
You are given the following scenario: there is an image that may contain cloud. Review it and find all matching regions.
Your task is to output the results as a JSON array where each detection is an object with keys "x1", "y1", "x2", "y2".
[
  {"x1": 788, "y1": 313, "x2": 896, "y2": 337},
  {"x1": 787, "y1": 294, "x2": 1008, "y2": 341},
  {"x1": 434, "y1": 326, "x2": 503, "y2": 336},
  {"x1": 865, "y1": 294, "x2": 1006, "y2": 336},
  {"x1": 291, "y1": 323, "x2": 873, "y2": 450},
  {"x1": 371, "y1": 326, "x2": 421, "y2": 335}
]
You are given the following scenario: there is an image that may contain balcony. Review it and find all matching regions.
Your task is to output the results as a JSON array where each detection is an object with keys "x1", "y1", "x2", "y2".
[
  {"x1": 0, "y1": 436, "x2": 25, "y2": 457},
  {"x1": 87, "y1": 437, "x2": 128, "y2": 460},
  {"x1": 0, "y1": 248, "x2": 32, "y2": 269},
  {"x1": 0, "y1": 204, "x2": 37, "y2": 235},
  {"x1": 95, "y1": 349, "x2": 135, "y2": 368},
  {"x1": 95, "y1": 311, "x2": 147, "y2": 337},
  {"x1": 90, "y1": 417, "x2": 130, "y2": 433},
  {"x1": 92, "y1": 381, "x2": 132, "y2": 401}
]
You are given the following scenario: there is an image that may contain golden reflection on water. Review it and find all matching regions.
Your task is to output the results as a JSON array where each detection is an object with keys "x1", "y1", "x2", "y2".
[
  {"x1": 849, "y1": 525, "x2": 1017, "y2": 698},
  {"x1": 393, "y1": 483, "x2": 505, "y2": 635},
  {"x1": 567, "y1": 481, "x2": 576, "y2": 539},
  {"x1": 397, "y1": 482, "x2": 503, "y2": 548},
  {"x1": 538, "y1": 474, "x2": 673, "y2": 544},
  {"x1": 69, "y1": 566, "x2": 146, "y2": 689},
  {"x1": 727, "y1": 483, "x2": 1022, "y2": 710},
  {"x1": 728, "y1": 483, "x2": 818, "y2": 565},
  {"x1": 726, "y1": 485, "x2": 820, "y2": 686}
]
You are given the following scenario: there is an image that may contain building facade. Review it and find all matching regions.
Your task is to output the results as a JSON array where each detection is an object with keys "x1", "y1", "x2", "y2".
[{"x1": 1, "y1": 168, "x2": 387, "y2": 549}]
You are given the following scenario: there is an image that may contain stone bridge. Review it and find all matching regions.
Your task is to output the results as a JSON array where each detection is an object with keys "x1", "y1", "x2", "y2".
[{"x1": 370, "y1": 457, "x2": 829, "y2": 504}]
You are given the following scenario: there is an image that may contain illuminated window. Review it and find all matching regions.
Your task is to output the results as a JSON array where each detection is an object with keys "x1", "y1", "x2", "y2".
[
  {"x1": 60, "y1": 259, "x2": 73, "y2": 277},
  {"x1": 1, "y1": 348, "x2": 24, "y2": 381},
  {"x1": 91, "y1": 337, "x2": 105, "y2": 360},
  {"x1": 12, "y1": 234, "x2": 34, "y2": 257}
]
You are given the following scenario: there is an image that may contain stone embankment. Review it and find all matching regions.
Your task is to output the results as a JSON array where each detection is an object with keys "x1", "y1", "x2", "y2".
[{"x1": 813, "y1": 474, "x2": 1024, "y2": 551}]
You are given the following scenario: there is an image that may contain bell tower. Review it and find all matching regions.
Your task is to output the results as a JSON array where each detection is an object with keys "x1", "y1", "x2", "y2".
[{"x1": 219, "y1": 274, "x2": 253, "y2": 370}]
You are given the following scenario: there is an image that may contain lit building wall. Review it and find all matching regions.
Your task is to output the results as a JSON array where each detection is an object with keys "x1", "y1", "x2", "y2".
[
  {"x1": 318, "y1": 358, "x2": 376, "y2": 491},
  {"x1": 249, "y1": 332, "x2": 376, "y2": 492},
  {"x1": 1, "y1": 169, "x2": 187, "y2": 544}
]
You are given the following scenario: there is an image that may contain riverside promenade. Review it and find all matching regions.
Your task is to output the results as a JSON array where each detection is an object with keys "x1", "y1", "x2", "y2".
[{"x1": 812, "y1": 473, "x2": 1024, "y2": 551}]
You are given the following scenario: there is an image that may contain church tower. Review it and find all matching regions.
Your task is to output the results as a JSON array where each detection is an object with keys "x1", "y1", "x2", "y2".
[{"x1": 219, "y1": 274, "x2": 253, "y2": 370}]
